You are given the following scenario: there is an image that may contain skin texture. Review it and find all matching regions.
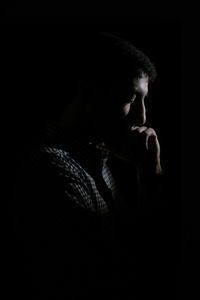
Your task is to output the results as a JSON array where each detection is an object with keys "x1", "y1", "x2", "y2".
[
  {"x1": 100, "y1": 76, "x2": 162, "y2": 176},
  {"x1": 60, "y1": 74, "x2": 162, "y2": 176}
]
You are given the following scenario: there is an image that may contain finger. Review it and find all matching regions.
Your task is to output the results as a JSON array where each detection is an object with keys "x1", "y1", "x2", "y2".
[
  {"x1": 135, "y1": 127, "x2": 156, "y2": 149},
  {"x1": 137, "y1": 126, "x2": 148, "y2": 133},
  {"x1": 143, "y1": 127, "x2": 157, "y2": 136},
  {"x1": 147, "y1": 134, "x2": 157, "y2": 151},
  {"x1": 130, "y1": 126, "x2": 140, "y2": 131}
]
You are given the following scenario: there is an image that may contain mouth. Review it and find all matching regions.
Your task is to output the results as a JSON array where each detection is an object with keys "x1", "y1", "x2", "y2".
[
  {"x1": 130, "y1": 125, "x2": 140, "y2": 131},
  {"x1": 122, "y1": 121, "x2": 139, "y2": 132}
]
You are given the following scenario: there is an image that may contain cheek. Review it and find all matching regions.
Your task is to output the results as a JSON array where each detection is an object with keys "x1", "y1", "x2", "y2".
[
  {"x1": 111, "y1": 104, "x2": 131, "y2": 121},
  {"x1": 122, "y1": 104, "x2": 131, "y2": 116}
]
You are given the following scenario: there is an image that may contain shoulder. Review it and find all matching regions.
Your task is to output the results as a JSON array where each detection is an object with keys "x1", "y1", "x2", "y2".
[
  {"x1": 23, "y1": 146, "x2": 101, "y2": 211},
  {"x1": 28, "y1": 146, "x2": 89, "y2": 181},
  {"x1": 14, "y1": 145, "x2": 110, "y2": 214}
]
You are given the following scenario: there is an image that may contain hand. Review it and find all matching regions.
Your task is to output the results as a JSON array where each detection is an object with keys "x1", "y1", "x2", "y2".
[{"x1": 104, "y1": 126, "x2": 163, "y2": 176}]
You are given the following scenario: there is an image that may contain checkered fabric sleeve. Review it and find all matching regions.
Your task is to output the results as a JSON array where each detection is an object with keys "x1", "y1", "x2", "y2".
[{"x1": 32, "y1": 147, "x2": 111, "y2": 215}]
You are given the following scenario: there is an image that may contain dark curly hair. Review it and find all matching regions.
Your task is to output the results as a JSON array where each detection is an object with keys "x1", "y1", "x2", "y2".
[
  {"x1": 37, "y1": 32, "x2": 157, "y2": 122},
  {"x1": 76, "y1": 32, "x2": 157, "y2": 83}
]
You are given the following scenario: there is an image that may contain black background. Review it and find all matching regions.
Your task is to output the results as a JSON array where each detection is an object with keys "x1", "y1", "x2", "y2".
[{"x1": 2, "y1": 3, "x2": 193, "y2": 298}]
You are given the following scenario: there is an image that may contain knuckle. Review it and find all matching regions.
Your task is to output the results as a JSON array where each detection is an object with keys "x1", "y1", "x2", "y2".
[{"x1": 146, "y1": 127, "x2": 156, "y2": 136}]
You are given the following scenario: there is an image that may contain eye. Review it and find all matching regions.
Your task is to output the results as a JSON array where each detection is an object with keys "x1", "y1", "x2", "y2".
[{"x1": 130, "y1": 94, "x2": 136, "y2": 104}]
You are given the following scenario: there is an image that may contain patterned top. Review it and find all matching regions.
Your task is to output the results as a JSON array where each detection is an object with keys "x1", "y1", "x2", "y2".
[{"x1": 28, "y1": 125, "x2": 119, "y2": 216}]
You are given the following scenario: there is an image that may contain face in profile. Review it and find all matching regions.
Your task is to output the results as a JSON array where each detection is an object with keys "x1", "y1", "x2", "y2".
[{"x1": 94, "y1": 75, "x2": 149, "y2": 140}]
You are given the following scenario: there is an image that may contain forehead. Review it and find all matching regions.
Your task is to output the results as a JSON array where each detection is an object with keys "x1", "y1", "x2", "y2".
[
  {"x1": 99, "y1": 75, "x2": 149, "y2": 100},
  {"x1": 107, "y1": 76, "x2": 149, "y2": 99}
]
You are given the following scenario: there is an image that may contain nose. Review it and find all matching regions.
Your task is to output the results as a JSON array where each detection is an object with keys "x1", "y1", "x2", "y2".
[{"x1": 131, "y1": 99, "x2": 146, "y2": 126}]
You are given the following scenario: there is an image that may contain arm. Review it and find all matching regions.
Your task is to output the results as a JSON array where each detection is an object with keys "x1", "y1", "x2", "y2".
[
  {"x1": 103, "y1": 126, "x2": 169, "y2": 248},
  {"x1": 105, "y1": 127, "x2": 171, "y2": 278},
  {"x1": 104, "y1": 126, "x2": 164, "y2": 212}
]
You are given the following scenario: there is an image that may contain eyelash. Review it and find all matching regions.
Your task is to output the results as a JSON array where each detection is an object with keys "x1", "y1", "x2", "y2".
[
  {"x1": 130, "y1": 94, "x2": 148, "y2": 103},
  {"x1": 130, "y1": 95, "x2": 136, "y2": 104}
]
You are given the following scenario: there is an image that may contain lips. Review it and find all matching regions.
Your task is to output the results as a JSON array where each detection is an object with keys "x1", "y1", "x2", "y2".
[
  {"x1": 130, "y1": 125, "x2": 140, "y2": 130},
  {"x1": 122, "y1": 121, "x2": 138, "y2": 132}
]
